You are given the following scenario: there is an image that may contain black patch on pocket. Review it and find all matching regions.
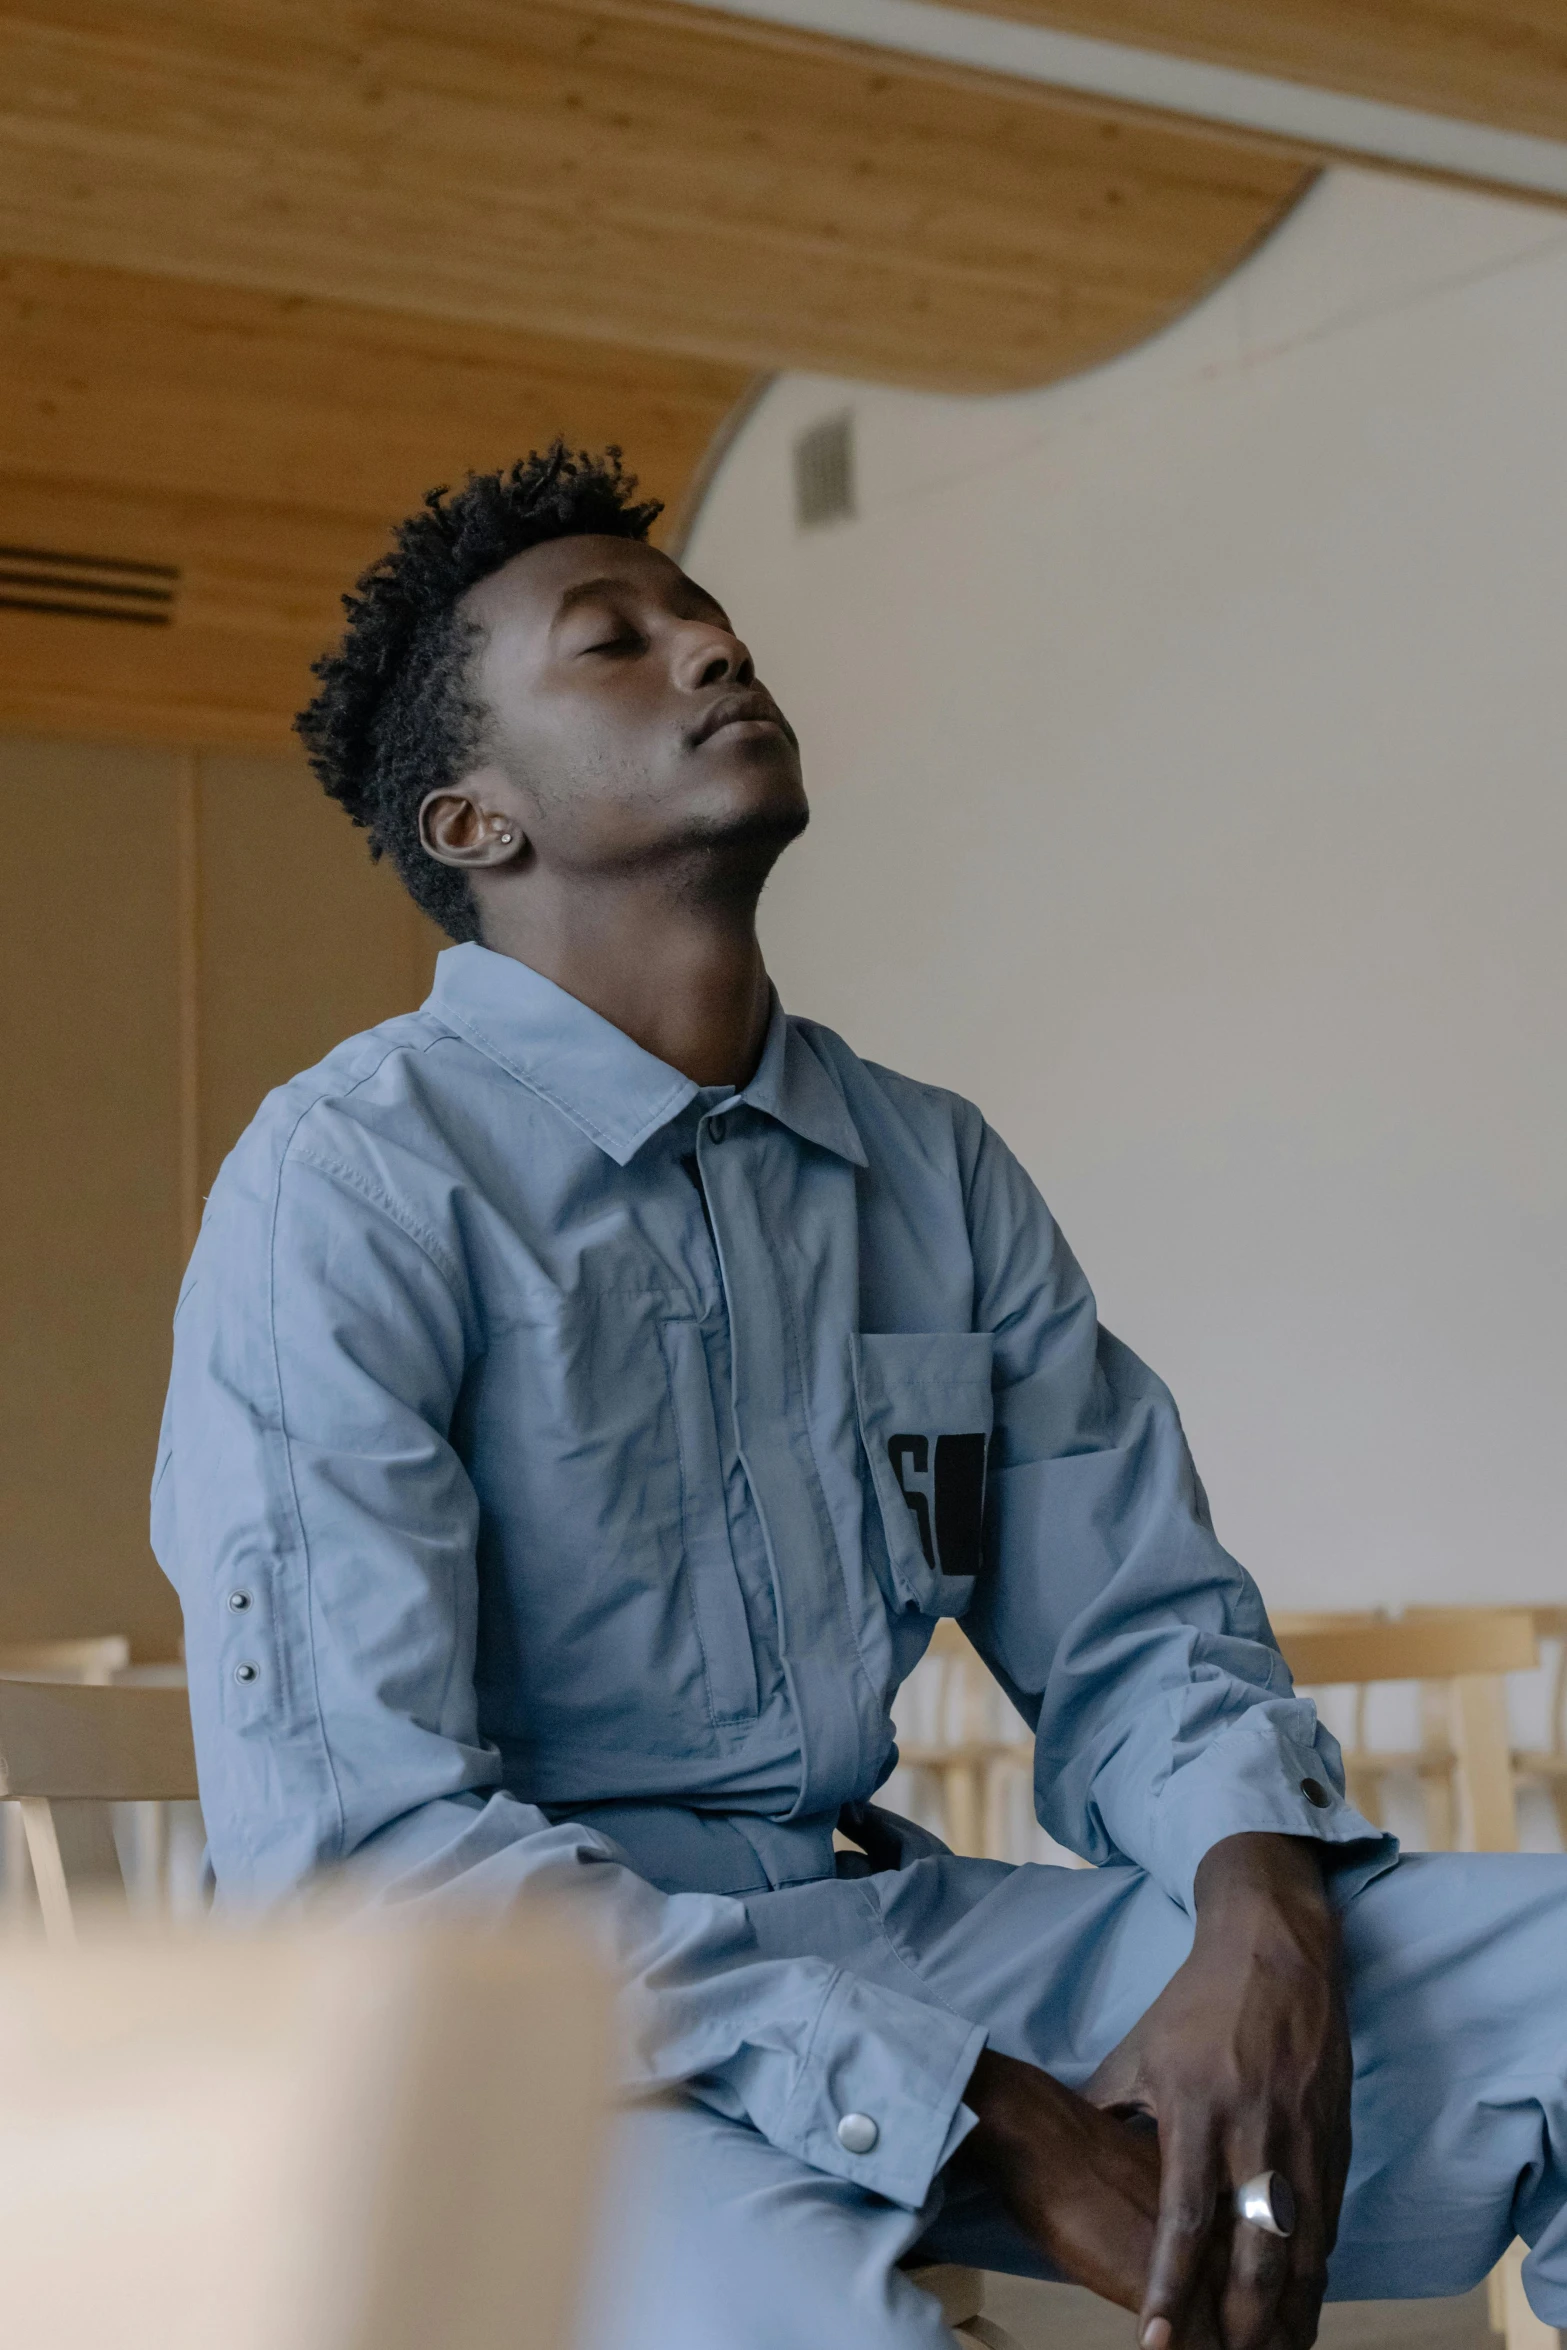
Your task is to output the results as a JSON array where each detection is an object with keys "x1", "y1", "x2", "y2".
[
  {"x1": 933, "y1": 1432, "x2": 987, "y2": 1579},
  {"x1": 888, "y1": 1431, "x2": 987, "y2": 1579}
]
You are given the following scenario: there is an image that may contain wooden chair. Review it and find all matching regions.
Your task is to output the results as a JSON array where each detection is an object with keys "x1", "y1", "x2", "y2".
[
  {"x1": 0, "y1": 1916, "x2": 611, "y2": 2350},
  {"x1": 895, "y1": 1618, "x2": 1035, "y2": 1862},
  {"x1": 0, "y1": 1640, "x2": 194, "y2": 1921},
  {"x1": 1510, "y1": 1607, "x2": 1567, "y2": 1847},
  {"x1": 0, "y1": 1677, "x2": 1017, "y2": 2349},
  {"x1": 0, "y1": 1638, "x2": 137, "y2": 1924},
  {"x1": 0, "y1": 1680, "x2": 199, "y2": 1944},
  {"x1": 908, "y1": 1611, "x2": 1556, "y2": 2343},
  {"x1": 0, "y1": 1635, "x2": 131, "y2": 1683},
  {"x1": 1277, "y1": 1607, "x2": 1558, "y2": 2350},
  {"x1": 1275, "y1": 1608, "x2": 1539, "y2": 1853}
]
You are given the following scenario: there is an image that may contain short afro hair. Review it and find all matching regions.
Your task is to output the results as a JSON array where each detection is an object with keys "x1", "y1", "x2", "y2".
[{"x1": 296, "y1": 443, "x2": 662, "y2": 941}]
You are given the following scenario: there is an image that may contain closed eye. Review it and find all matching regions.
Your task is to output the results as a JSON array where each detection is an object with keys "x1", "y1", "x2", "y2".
[{"x1": 581, "y1": 629, "x2": 642, "y2": 657}]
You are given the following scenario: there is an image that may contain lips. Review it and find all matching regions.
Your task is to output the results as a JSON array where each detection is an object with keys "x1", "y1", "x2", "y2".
[{"x1": 691, "y1": 689, "x2": 790, "y2": 747}]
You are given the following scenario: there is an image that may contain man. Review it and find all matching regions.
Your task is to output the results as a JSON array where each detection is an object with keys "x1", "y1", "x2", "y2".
[{"x1": 154, "y1": 447, "x2": 1566, "y2": 2350}]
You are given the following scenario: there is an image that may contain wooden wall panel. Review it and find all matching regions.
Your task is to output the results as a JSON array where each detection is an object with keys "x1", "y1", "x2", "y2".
[
  {"x1": 0, "y1": 736, "x2": 185, "y2": 1654},
  {"x1": 195, "y1": 754, "x2": 440, "y2": 1196},
  {"x1": 959, "y1": 1, "x2": 1567, "y2": 143},
  {"x1": 0, "y1": 734, "x2": 440, "y2": 1656},
  {"x1": 0, "y1": 1, "x2": 1310, "y2": 393}
]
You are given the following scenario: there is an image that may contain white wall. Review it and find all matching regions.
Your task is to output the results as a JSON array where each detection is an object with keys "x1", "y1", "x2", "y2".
[{"x1": 685, "y1": 169, "x2": 1567, "y2": 1613}]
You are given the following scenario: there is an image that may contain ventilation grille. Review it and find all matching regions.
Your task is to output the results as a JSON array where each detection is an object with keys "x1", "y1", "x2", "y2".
[
  {"x1": 793, "y1": 412, "x2": 855, "y2": 530},
  {"x1": 0, "y1": 543, "x2": 179, "y2": 626}
]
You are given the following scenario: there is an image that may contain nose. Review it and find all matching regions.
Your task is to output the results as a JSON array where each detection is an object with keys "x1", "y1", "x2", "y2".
[{"x1": 674, "y1": 619, "x2": 754, "y2": 694}]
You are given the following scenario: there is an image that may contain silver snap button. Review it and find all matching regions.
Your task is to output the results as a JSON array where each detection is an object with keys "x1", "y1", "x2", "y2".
[
  {"x1": 233, "y1": 1662, "x2": 258, "y2": 1684},
  {"x1": 227, "y1": 1590, "x2": 252, "y2": 1612},
  {"x1": 836, "y1": 2112, "x2": 878, "y2": 2155}
]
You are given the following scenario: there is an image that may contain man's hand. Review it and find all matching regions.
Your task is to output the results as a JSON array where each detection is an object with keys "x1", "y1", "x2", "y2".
[
  {"x1": 1084, "y1": 1832, "x2": 1351, "y2": 2350},
  {"x1": 958, "y1": 2048, "x2": 1222, "y2": 2341}
]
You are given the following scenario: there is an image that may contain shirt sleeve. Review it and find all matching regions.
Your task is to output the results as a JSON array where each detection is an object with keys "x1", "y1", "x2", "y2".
[
  {"x1": 959, "y1": 1116, "x2": 1395, "y2": 1910},
  {"x1": 151, "y1": 1129, "x2": 980, "y2": 2211}
]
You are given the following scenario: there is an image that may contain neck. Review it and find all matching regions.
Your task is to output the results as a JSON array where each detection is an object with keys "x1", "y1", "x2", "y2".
[{"x1": 474, "y1": 866, "x2": 773, "y2": 1087}]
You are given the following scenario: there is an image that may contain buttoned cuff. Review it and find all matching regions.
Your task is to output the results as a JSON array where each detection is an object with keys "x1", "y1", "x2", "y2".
[
  {"x1": 1140, "y1": 1706, "x2": 1398, "y2": 1915},
  {"x1": 772, "y1": 1969, "x2": 986, "y2": 2209}
]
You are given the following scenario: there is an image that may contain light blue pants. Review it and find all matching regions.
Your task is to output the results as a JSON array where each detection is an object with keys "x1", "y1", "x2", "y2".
[{"x1": 581, "y1": 1851, "x2": 1567, "y2": 2348}]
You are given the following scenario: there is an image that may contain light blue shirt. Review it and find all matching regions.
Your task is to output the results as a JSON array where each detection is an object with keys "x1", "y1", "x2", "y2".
[{"x1": 153, "y1": 943, "x2": 1382, "y2": 2209}]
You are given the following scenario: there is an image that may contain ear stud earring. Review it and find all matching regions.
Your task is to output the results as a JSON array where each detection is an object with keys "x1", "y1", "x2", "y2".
[{"x1": 498, "y1": 832, "x2": 514, "y2": 844}]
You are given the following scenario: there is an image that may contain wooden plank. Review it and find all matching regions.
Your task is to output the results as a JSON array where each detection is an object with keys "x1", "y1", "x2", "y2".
[
  {"x1": 0, "y1": 1683, "x2": 198, "y2": 1800},
  {"x1": 955, "y1": 2, "x2": 1567, "y2": 144},
  {"x1": 0, "y1": 1, "x2": 1309, "y2": 394},
  {"x1": 1280, "y1": 1610, "x2": 1539, "y2": 1689},
  {"x1": 1450, "y1": 1672, "x2": 1520, "y2": 1852},
  {"x1": 0, "y1": 1638, "x2": 131, "y2": 1682}
]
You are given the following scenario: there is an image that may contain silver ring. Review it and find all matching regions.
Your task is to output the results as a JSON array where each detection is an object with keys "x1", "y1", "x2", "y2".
[{"x1": 1234, "y1": 2171, "x2": 1296, "y2": 2238}]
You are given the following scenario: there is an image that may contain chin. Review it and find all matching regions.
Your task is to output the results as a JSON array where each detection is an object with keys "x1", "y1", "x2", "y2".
[
  {"x1": 683, "y1": 757, "x2": 809, "y2": 849},
  {"x1": 694, "y1": 794, "x2": 809, "y2": 854},
  {"x1": 663, "y1": 782, "x2": 809, "y2": 909}
]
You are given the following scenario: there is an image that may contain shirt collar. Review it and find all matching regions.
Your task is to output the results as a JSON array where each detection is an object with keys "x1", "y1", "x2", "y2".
[
  {"x1": 428, "y1": 944, "x2": 866, "y2": 1169},
  {"x1": 741, "y1": 988, "x2": 867, "y2": 1167}
]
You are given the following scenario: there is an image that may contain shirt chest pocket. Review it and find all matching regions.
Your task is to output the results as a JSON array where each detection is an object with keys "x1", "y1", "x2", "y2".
[{"x1": 853, "y1": 1332, "x2": 995, "y2": 1618}]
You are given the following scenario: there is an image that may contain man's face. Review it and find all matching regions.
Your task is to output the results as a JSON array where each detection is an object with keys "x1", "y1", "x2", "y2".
[{"x1": 454, "y1": 533, "x2": 806, "y2": 876}]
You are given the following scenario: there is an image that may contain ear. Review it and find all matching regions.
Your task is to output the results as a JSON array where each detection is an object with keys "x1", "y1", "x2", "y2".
[{"x1": 418, "y1": 776, "x2": 526, "y2": 870}]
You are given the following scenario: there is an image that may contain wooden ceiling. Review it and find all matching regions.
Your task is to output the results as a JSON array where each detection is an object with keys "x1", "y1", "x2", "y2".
[
  {"x1": 9, "y1": 0, "x2": 1537, "y2": 745},
  {"x1": 0, "y1": 0, "x2": 1315, "y2": 745},
  {"x1": 958, "y1": 2, "x2": 1567, "y2": 143},
  {"x1": 0, "y1": 255, "x2": 749, "y2": 744},
  {"x1": 0, "y1": 2, "x2": 1310, "y2": 392}
]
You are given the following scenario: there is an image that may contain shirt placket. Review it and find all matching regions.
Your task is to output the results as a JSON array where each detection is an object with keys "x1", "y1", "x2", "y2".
[{"x1": 696, "y1": 1105, "x2": 877, "y2": 1818}]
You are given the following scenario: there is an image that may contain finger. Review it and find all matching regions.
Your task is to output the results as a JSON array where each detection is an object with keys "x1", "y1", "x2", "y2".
[
  {"x1": 1225, "y1": 2145, "x2": 1331, "y2": 2350},
  {"x1": 1273, "y1": 2165, "x2": 1333, "y2": 2350},
  {"x1": 1263, "y1": 2268, "x2": 1330, "y2": 2350},
  {"x1": 1221, "y1": 2194, "x2": 1292, "y2": 2350},
  {"x1": 1083, "y1": 2040, "x2": 1143, "y2": 2113},
  {"x1": 1139, "y1": 2122, "x2": 1222, "y2": 2350}
]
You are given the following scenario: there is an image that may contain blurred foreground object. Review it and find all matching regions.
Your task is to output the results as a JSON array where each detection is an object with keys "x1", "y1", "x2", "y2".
[{"x1": 0, "y1": 1917, "x2": 610, "y2": 2350}]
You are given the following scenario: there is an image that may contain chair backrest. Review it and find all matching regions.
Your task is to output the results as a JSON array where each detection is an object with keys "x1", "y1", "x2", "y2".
[
  {"x1": 0, "y1": 1682, "x2": 199, "y2": 1802},
  {"x1": 1277, "y1": 1608, "x2": 1539, "y2": 1854},
  {"x1": 0, "y1": 1918, "x2": 611, "y2": 2350},
  {"x1": 0, "y1": 1683, "x2": 202, "y2": 1943},
  {"x1": 0, "y1": 1636, "x2": 131, "y2": 1685},
  {"x1": 1278, "y1": 1610, "x2": 1537, "y2": 1688}
]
